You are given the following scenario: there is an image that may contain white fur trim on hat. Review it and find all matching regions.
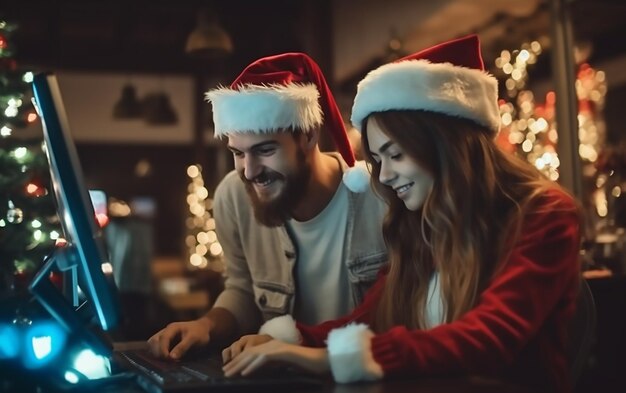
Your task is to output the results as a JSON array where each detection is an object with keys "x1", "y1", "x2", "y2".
[
  {"x1": 351, "y1": 60, "x2": 500, "y2": 133},
  {"x1": 258, "y1": 314, "x2": 301, "y2": 344},
  {"x1": 342, "y1": 160, "x2": 371, "y2": 193},
  {"x1": 206, "y1": 83, "x2": 323, "y2": 137},
  {"x1": 327, "y1": 323, "x2": 384, "y2": 383}
]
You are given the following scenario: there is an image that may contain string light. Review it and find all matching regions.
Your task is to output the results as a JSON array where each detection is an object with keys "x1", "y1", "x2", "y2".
[
  {"x1": 22, "y1": 72, "x2": 34, "y2": 83},
  {"x1": 576, "y1": 64, "x2": 607, "y2": 166},
  {"x1": 495, "y1": 41, "x2": 607, "y2": 184},
  {"x1": 1, "y1": 19, "x2": 62, "y2": 282},
  {"x1": 185, "y1": 165, "x2": 223, "y2": 272}
]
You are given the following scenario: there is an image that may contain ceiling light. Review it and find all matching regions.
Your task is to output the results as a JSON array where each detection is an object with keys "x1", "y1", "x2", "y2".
[
  {"x1": 112, "y1": 84, "x2": 142, "y2": 119},
  {"x1": 143, "y1": 92, "x2": 178, "y2": 125},
  {"x1": 185, "y1": 8, "x2": 233, "y2": 58}
]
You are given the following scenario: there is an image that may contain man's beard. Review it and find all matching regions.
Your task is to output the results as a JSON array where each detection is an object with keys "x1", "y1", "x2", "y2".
[{"x1": 241, "y1": 151, "x2": 310, "y2": 227}]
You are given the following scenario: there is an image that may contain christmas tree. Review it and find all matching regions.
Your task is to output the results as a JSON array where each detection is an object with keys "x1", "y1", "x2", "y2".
[
  {"x1": 493, "y1": 40, "x2": 614, "y2": 265},
  {"x1": 0, "y1": 19, "x2": 60, "y2": 293},
  {"x1": 494, "y1": 41, "x2": 607, "y2": 184},
  {"x1": 184, "y1": 164, "x2": 223, "y2": 272}
]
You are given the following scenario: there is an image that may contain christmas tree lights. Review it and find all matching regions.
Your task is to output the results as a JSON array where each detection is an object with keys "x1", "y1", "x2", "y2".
[
  {"x1": 494, "y1": 39, "x2": 613, "y2": 243},
  {"x1": 1, "y1": 19, "x2": 60, "y2": 290},
  {"x1": 184, "y1": 164, "x2": 223, "y2": 272},
  {"x1": 495, "y1": 40, "x2": 607, "y2": 179}
]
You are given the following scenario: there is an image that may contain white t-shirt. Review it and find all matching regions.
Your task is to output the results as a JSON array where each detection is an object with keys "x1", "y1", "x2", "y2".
[
  {"x1": 288, "y1": 182, "x2": 351, "y2": 325},
  {"x1": 425, "y1": 271, "x2": 444, "y2": 328}
]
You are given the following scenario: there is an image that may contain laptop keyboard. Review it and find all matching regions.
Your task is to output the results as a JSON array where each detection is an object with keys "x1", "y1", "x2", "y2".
[
  {"x1": 118, "y1": 349, "x2": 324, "y2": 392},
  {"x1": 120, "y1": 349, "x2": 224, "y2": 384}
]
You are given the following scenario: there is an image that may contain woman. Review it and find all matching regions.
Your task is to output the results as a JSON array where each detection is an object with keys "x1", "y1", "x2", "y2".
[{"x1": 220, "y1": 35, "x2": 581, "y2": 393}]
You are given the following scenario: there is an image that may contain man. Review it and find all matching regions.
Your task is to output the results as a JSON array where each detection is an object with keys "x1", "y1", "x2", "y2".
[{"x1": 148, "y1": 53, "x2": 387, "y2": 360}]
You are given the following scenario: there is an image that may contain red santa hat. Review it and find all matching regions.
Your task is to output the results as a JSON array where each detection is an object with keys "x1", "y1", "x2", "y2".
[
  {"x1": 206, "y1": 52, "x2": 370, "y2": 192},
  {"x1": 205, "y1": 52, "x2": 355, "y2": 164},
  {"x1": 351, "y1": 35, "x2": 500, "y2": 135}
]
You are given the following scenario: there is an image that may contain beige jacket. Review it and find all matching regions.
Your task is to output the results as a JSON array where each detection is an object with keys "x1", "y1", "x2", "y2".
[{"x1": 212, "y1": 153, "x2": 388, "y2": 334}]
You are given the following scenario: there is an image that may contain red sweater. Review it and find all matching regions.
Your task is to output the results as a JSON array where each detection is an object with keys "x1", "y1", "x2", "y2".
[{"x1": 296, "y1": 189, "x2": 580, "y2": 392}]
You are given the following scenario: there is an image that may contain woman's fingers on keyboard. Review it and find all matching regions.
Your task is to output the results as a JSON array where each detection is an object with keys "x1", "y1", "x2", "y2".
[
  {"x1": 223, "y1": 352, "x2": 256, "y2": 377},
  {"x1": 222, "y1": 336, "x2": 249, "y2": 364}
]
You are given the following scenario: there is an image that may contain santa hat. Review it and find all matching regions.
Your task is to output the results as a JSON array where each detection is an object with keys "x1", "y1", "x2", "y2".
[
  {"x1": 351, "y1": 35, "x2": 500, "y2": 135},
  {"x1": 205, "y1": 52, "x2": 369, "y2": 192}
]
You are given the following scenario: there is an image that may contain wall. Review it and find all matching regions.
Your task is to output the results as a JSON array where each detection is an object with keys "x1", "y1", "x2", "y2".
[{"x1": 56, "y1": 72, "x2": 194, "y2": 144}]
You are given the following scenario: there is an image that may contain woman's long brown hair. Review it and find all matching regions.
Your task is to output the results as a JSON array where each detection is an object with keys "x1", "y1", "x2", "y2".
[{"x1": 362, "y1": 110, "x2": 556, "y2": 332}]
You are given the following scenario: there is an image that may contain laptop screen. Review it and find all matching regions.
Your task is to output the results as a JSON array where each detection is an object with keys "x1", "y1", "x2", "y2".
[{"x1": 29, "y1": 72, "x2": 121, "y2": 357}]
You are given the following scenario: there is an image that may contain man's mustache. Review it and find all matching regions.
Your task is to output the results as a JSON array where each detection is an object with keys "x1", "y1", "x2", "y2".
[{"x1": 241, "y1": 169, "x2": 283, "y2": 185}]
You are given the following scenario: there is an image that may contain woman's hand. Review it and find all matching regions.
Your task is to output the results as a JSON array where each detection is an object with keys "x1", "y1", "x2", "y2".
[
  {"x1": 222, "y1": 334, "x2": 274, "y2": 364},
  {"x1": 222, "y1": 339, "x2": 330, "y2": 377}
]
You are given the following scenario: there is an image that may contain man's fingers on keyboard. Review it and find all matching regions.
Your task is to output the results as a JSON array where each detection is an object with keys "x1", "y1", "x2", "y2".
[
  {"x1": 171, "y1": 339, "x2": 193, "y2": 360},
  {"x1": 146, "y1": 333, "x2": 167, "y2": 358},
  {"x1": 157, "y1": 334, "x2": 174, "y2": 359}
]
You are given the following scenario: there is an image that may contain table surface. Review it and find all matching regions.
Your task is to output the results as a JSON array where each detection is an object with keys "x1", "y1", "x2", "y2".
[
  {"x1": 119, "y1": 342, "x2": 535, "y2": 393},
  {"x1": 0, "y1": 341, "x2": 535, "y2": 393},
  {"x1": 103, "y1": 375, "x2": 535, "y2": 393}
]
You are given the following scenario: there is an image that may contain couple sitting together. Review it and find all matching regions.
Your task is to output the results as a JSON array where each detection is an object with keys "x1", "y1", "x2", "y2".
[{"x1": 148, "y1": 35, "x2": 582, "y2": 393}]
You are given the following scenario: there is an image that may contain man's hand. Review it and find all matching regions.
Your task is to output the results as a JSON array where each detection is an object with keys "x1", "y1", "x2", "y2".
[
  {"x1": 222, "y1": 339, "x2": 329, "y2": 377},
  {"x1": 147, "y1": 317, "x2": 213, "y2": 360},
  {"x1": 222, "y1": 334, "x2": 273, "y2": 364}
]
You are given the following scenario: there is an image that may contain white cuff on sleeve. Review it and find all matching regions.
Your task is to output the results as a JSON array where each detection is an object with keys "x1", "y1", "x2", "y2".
[
  {"x1": 327, "y1": 323, "x2": 384, "y2": 383},
  {"x1": 258, "y1": 314, "x2": 301, "y2": 344}
]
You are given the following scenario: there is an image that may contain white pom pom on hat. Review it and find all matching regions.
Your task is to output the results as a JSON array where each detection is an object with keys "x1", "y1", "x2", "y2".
[{"x1": 342, "y1": 161, "x2": 371, "y2": 193}]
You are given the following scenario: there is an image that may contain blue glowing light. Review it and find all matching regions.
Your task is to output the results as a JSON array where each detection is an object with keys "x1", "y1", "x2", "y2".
[
  {"x1": 0, "y1": 324, "x2": 20, "y2": 359},
  {"x1": 32, "y1": 335, "x2": 52, "y2": 359},
  {"x1": 73, "y1": 348, "x2": 112, "y2": 379},
  {"x1": 22, "y1": 321, "x2": 67, "y2": 369},
  {"x1": 64, "y1": 370, "x2": 80, "y2": 384}
]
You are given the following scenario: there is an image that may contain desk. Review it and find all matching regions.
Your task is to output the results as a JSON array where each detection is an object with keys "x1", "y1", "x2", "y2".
[
  {"x1": 71, "y1": 376, "x2": 533, "y2": 393},
  {"x1": 25, "y1": 375, "x2": 537, "y2": 393},
  {"x1": 1, "y1": 342, "x2": 534, "y2": 393},
  {"x1": 301, "y1": 377, "x2": 533, "y2": 393},
  {"x1": 108, "y1": 342, "x2": 532, "y2": 392},
  {"x1": 1, "y1": 365, "x2": 534, "y2": 393},
  {"x1": 0, "y1": 374, "x2": 535, "y2": 393}
]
